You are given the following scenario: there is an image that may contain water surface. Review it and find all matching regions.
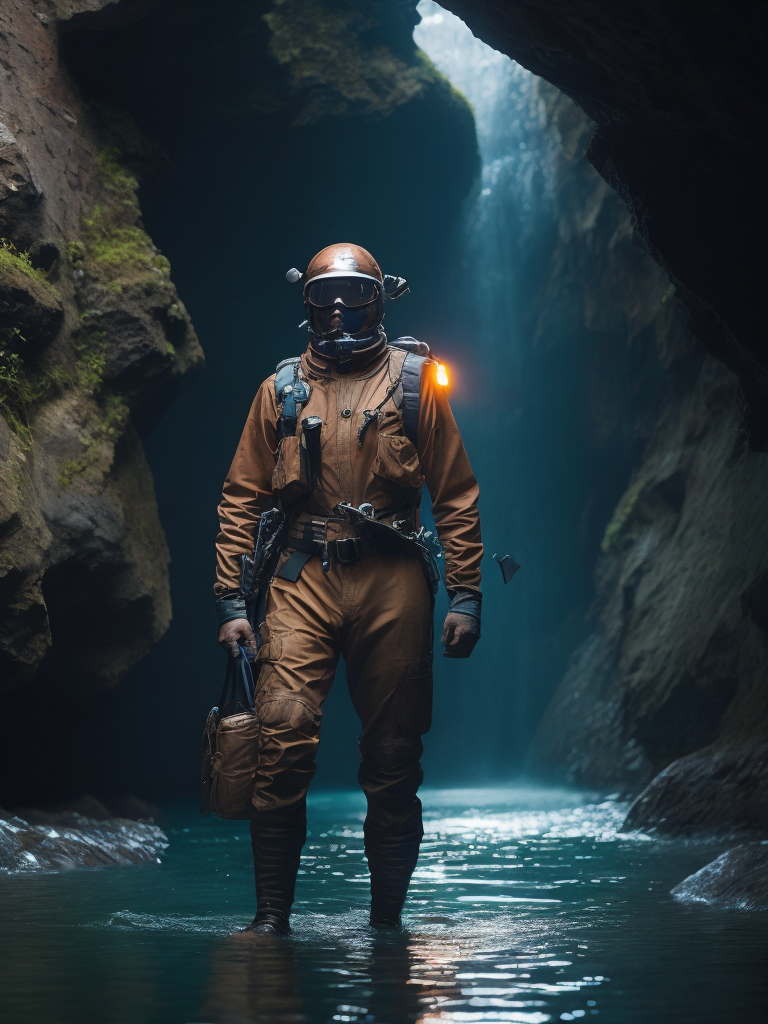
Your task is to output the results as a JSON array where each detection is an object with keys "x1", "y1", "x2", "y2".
[{"x1": 1, "y1": 787, "x2": 765, "y2": 1023}]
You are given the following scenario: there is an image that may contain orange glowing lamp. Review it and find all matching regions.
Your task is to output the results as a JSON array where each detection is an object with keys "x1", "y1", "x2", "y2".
[{"x1": 436, "y1": 362, "x2": 449, "y2": 387}]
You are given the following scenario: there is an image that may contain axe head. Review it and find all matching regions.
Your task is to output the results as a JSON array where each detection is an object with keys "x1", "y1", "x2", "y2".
[{"x1": 493, "y1": 553, "x2": 521, "y2": 585}]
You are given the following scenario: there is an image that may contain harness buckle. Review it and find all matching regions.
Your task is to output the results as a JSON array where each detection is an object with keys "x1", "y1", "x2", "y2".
[{"x1": 333, "y1": 537, "x2": 362, "y2": 563}]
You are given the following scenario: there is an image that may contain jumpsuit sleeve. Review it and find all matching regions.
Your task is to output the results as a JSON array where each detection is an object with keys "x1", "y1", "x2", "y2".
[
  {"x1": 214, "y1": 377, "x2": 279, "y2": 595},
  {"x1": 417, "y1": 362, "x2": 483, "y2": 593}
]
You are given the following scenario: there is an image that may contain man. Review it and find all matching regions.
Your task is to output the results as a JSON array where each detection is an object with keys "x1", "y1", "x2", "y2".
[{"x1": 214, "y1": 243, "x2": 482, "y2": 935}]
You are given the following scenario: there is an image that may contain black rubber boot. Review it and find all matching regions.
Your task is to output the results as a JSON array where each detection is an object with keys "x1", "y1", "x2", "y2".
[
  {"x1": 245, "y1": 803, "x2": 306, "y2": 936},
  {"x1": 365, "y1": 827, "x2": 423, "y2": 930}
]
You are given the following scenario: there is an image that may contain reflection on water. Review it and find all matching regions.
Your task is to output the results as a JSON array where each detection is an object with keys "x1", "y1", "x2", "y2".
[{"x1": 0, "y1": 788, "x2": 766, "y2": 1024}]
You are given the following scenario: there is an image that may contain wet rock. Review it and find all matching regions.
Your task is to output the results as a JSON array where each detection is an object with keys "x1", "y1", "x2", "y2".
[
  {"x1": 0, "y1": 806, "x2": 167, "y2": 873},
  {"x1": 529, "y1": 356, "x2": 768, "y2": 805},
  {"x1": 671, "y1": 843, "x2": 768, "y2": 911},
  {"x1": 15, "y1": 795, "x2": 115, "y2": 828},
  {"x1": 623, "y1": 742, "x2": 768, "y2": 837}
]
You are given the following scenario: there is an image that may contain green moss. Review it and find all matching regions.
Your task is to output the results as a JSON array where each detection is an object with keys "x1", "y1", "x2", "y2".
[
  {"x1": 3, "y1": 408, "x2": 33, "y2": 449},
  {"x1": 415, "y1": 49, "x2": 474, "y2": 118},
  {"x1": 0, "y1": 239, "x2": 61, "y2": 305},
  {"x1": 76, "y1": 138, "x2": 172, "y2": 297},
  {"x1": 601, "y1": 486, "x2": 643, "y2": 554},
  {"x1": 64, "y1": 240, "x2": 86, "y2": 266},
  {"x1": 58, "y1": 394, "x2": 129, "y2": 488},
  {"x1": 0, "y1": 345, "x2": 67, "y2": 448},
  {"x1": 72, "y1": 330, "x2": 108, "y2": 394},
  {"x1": 81, "y1": 211, "x2": 171, "y2": 295},
  {"x1": 0, "y1": 239, "x2": 47, "y2": 283},
  {"x1": 264, "y1": 1, "x2": 453, "y2": 120}
]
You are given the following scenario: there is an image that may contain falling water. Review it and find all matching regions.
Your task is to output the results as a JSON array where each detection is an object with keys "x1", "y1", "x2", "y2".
[
  {"x1": 415, "y1": 0, "x2": 559, "y2": 334},
  {"x1": 414, "y1": 3, "x2": 573, "y2": 773}
]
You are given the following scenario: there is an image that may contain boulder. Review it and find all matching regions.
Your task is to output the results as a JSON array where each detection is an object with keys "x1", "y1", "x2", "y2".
[
  {"x1": 623, "y1": 742, "x2": 768, "y2": 837},
  {"x1": 672, "y1": 843, "x2": 768, "y2": 911}
]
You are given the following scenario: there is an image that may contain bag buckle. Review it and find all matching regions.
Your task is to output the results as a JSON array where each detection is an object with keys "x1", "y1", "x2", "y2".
[{"x1": 334, "y1": 537, "x2": 361, "y2": 563}]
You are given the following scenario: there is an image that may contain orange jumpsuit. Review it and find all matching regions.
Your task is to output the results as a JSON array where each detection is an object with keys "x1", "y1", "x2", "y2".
[{"x1": 214, "y1": 337, "x2": 482, "y2": 888}]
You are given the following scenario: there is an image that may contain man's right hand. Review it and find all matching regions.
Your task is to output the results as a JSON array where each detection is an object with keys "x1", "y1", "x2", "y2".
[{"x1": 218, "y1": 618, "x2": 257, "y2": 660}]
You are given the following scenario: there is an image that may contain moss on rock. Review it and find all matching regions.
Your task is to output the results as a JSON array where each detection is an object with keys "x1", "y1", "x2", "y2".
[
  {"x1": 263, "y1": 0, "x2": 473, "y2": 124},
  {"x1": 75, "y1": 145, "x2": 173, "y2": 299},
  {"x1": 0, "y1": 239, "x2": 58, "y2": 293},
  {"x1": 601, "y1": 484, "x2": 642, "y2": 553}
]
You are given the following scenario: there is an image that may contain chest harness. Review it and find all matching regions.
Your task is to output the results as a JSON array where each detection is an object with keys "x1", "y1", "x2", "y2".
[
  {"x1": 273, "y1": 336, "x2": 429, "y2": 448},
  {"x1": 260, "y1": 337, "x2": 442, "y2": 591}
]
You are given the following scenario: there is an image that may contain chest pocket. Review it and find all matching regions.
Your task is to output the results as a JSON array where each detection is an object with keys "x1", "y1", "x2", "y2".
[
  {"x1": 272, "y1": 435, "x2": 311, "y2": 505},
  {"x1": 372, "y1": 432, "x2": 423, "y2": 490}
]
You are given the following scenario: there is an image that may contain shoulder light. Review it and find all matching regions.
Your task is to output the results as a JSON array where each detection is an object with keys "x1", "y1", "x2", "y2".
[{"x1": 436, "y1": 362, "x2": 449, "y2": 387}]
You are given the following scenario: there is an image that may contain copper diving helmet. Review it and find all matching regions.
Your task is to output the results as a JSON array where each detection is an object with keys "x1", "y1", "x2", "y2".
[{"x1": 302, "y1": 243, "x2": 385, "y2": 340}]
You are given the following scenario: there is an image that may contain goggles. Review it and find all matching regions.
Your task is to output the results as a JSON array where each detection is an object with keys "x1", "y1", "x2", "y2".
[{"x1": 306, "y1": 276, "x2": 380, "y2": 308}]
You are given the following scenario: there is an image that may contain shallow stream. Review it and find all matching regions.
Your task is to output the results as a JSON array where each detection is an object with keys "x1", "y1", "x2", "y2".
[{"x1": 1, "y1": 787, "x2": 765, "y2": 1023}]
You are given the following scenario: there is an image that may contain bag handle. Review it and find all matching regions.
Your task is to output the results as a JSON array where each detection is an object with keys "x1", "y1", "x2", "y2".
[{"x1": 218, "y1": 645, "x2": 256, "y2": 716}]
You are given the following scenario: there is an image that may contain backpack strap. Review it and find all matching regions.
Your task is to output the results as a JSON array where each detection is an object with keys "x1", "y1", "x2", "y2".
[
  {"x1": 387, "y1": 338, "x2": 432, "y2": 449},
  {"x1": 274, "y1": 356, "x2": 311, "y2": 439},
  {"x1": 400, "y1": 352, "x2": 426, "y2": 448}
]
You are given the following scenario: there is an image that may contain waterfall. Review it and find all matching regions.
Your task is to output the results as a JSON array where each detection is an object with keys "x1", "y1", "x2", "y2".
[{"x1": 414, "y1": 3, "x2": 586, "y2": 778}]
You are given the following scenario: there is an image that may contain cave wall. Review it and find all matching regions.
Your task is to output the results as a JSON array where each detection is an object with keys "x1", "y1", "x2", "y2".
[{"x1": 0, "y1": 0, "x2": 203, "y2": 690}]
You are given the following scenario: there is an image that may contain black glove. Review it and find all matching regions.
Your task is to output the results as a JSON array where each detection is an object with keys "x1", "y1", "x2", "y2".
[
  {"x1": 441, "y1": 589, "x2": 481, "y2": 659},
  {"x1": 215, "y1": 591, "x2": 248, "y2": 626}
]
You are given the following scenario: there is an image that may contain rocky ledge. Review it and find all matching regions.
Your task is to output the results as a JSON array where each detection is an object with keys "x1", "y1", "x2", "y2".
[
  {"x1": 624, "y1": 742, "x2": 768, "y2": 838},
  {"x1": 0, "y1": 795, "x2": 167, "y2": 872},
  {"x1": 672, "y1": 843, "x2": 768, "y2": 912}
]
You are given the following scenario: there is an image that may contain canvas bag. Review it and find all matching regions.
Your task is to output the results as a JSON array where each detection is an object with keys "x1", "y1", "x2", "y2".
[{"x1": 200, "y1": 646, "x2": 260, "y2": 820}]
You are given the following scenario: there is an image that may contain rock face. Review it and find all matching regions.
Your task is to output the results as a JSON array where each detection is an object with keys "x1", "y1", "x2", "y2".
[
  {"x1": 0, "y1": 800, "x2": 167, "y2": 872},
  {"x1": 529, "y1": 351, "x2": 768, "y2": 800},
  {"x1": 624, "y1": 742, "x2": 768, "y2": 837},
  {"x1": 443, "y1": 0, "x2": 768, "y2": 448},
  {"x1": 671, "y1": 844, "x2": 768, "y2": 911},
  {"x1": 0, "y1": 0, "x2": 203, "y2": 691}
]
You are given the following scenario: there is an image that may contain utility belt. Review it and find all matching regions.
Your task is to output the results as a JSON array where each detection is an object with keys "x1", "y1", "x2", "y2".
[
  {"x1": 276, "y1": 506, "x2": 418, "y2": 582},
  {"x1": 241, "y1": 503, "x2": 442, "y2": 629},
  {"x1": 277, "y1": 534, "x2": 375, "y2": 582}
]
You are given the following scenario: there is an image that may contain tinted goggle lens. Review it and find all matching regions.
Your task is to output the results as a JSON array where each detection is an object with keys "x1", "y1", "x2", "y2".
[{"x1": 307, "y1": 277, "x2": 379, "y2": 308}]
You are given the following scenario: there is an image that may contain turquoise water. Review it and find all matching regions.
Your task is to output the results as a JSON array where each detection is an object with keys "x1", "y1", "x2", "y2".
[{"x1": 1, "y1": 787, "x2": 765, "y2": 1024}]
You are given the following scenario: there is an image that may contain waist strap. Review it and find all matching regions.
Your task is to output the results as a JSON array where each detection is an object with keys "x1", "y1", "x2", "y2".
[{"x1": 275, "y1": 505, "x2": 416, "y2": 583}]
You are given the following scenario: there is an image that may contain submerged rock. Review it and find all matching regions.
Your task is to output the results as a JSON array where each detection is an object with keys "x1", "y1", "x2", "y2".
[
  {"x1": 623, "y1": 742, "x2": 768, "y2": 837},
  {"x1": 671, "y1": 844, "x2": 768, "y2": 911},
  {"x1": 0, "y1": 807, "x2": 167, "y2": 873}
]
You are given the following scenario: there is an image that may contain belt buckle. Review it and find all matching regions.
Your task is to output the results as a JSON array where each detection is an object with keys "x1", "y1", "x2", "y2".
[{"x1": 335, "y1": 537, "x2": 361, "y2": 563}]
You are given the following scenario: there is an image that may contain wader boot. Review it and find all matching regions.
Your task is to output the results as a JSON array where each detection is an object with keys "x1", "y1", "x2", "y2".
[
  {"x1": 244, "y1": 803, "x2": 306, "y2": 936},
  {"x1": 366, "y1": 826, "x2": 423, "y2": 930}
]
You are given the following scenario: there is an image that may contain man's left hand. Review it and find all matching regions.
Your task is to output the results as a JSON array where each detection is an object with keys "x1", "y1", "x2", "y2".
[{"x1": 441, "y1": 612, "x2": 480, "y2": 659}]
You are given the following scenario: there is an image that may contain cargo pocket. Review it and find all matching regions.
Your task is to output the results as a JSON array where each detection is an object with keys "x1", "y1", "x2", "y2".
[
  {"x1": 398, "y1": 655, "x2": 433, "y2": 736},
  {"x1": 272, "y1": 435, "x2": 310, "y2": 505},
  {"x1": 211, "y1": 710, "x2": 260, "y2": 820},
  {"x1": 372, "y1": 433, "x2": 423, "y2": 490},
  {"x1": 256, "y1": 697, "x2": 322, "y2": 770}
]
